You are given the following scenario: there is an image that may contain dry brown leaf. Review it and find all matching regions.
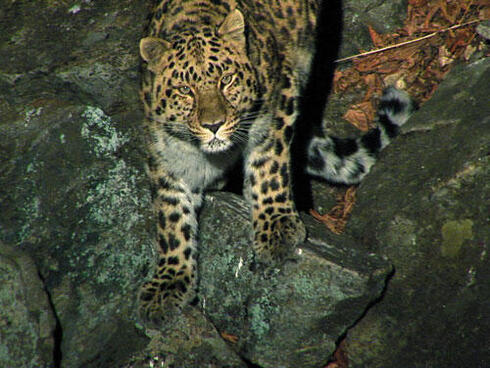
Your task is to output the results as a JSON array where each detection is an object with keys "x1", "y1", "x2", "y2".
[
  {"x1": 343, "y1": 101, "x2": 374, "y2": 131},
  {"x1": 368, "y1": 25, "x2": 385, "y2": 48},
  {"x1": 375, "y1": 59, "x2": 405, "y2": 74},
  {"x1": 438, "y1": 45, "x2": 454, "y2": 67},
  {"x1": 333, "y1": 69, "x2": 359, "y2": 92},
  {"x1": 423, "y1": 3, "x2": 440, "y2": 27},
  {"x1": 362, "y1": 73, "x2": 383, "y2": 100},
  {"x1": 310, "y1": 209, "x2": 346, "y2": 235},
  {"x1": 311, "y1": 187, "x2": 357, "y2": 234},
  {"x1": 221, "y1": 332, "x2": 239, "y2": 344},
  {"x1": 463, "y1": 43, "x2": 477, "y2": 60},
  {"x1": 325, "y1": 340, "x2": 349, "y2": 368}
]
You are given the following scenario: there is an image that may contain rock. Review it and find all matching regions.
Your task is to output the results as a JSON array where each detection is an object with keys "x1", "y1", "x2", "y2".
[
  {"x1": 0, "y1": 99, "x2": 152, "y2": 367},
  {"x1": 198, "y1": 192, "x2": 392, "y2": 368},
  {"x1": 0, "y1": 2, "x2": 153, "y2": 366},
  {"x1": 0, "y1": 242, "x2": 57, "y2": 368},
  {"x1": 342, "y1": 58, "x2": 490, "y2": 367},
  {"x1": 3, "y1": 1, "x2": 486, "y2": 367},
  {"x1": 340, "y1": 0, "x2": 407, "y2": 58},
  {"x1": 121, "y1": 307, "x2": 249, "y2": 368}
]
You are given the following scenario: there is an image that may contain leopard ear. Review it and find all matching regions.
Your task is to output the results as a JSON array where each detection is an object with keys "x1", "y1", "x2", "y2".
[
  {"x1": 217, "y1": 9, "x2": 245, "y2": 51},
  {"x1": 139, "y1": 37, "x2": 170, "y2": 71}
]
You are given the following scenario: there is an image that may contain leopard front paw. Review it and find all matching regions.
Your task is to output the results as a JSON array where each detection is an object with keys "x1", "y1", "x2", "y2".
[
  {"x1": 253, "y1": 213, "x2": 306, "y2": 266},
  {"x1": 138, "y1": 277, "x2": 195, "y2": 327}
]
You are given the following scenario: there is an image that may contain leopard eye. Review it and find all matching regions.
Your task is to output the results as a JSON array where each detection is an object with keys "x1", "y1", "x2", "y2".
[
  {"x1": 178, "y1": 86, "x2": 192, "y2": 95},
  {"x1": 221, "y1": 74, "x2": 234, "y2": 86}
]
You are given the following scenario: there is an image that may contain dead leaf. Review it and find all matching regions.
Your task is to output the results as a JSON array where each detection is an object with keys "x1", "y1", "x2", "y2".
[
  {"x1": 368, "y1": 25, "x2": 385, "y2": 48},
  {"x1": 221, "y1": 332, "x2": 239, "y2": 344},
  {"x1": 463, "y1": 43, "x2": 477, "y2": 60},
  {"x1": 438, "y1": 45, "x2": 454, "y2": 67},
  {"x1": 310, "y1": 187, "x2": 357, "y2": 234},
  {"x1": 325, "y1": 340, "x2": 349, "y2": 368},
  {"x1": 343, "y1": 101, "x2": 374, "y2": 131}
]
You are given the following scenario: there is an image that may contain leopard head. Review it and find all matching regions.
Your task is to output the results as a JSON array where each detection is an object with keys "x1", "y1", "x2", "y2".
[{"x1": 140, "y1": 9, "x2": 261, "y2": 154}]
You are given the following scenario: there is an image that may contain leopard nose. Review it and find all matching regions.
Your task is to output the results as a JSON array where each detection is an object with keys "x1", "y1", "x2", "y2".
[{"x1": 203, "y1": 121, "x2": 224, "y2": 134}]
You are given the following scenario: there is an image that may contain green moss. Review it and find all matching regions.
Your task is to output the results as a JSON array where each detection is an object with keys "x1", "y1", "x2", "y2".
[{"x1": 441, "y1": 219, "x2": 474, "y2": 258}]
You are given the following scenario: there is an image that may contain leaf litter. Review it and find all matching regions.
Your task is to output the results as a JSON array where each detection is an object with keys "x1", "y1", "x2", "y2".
[
  {"x1": 313, "y1": 0, "x2": 488, "y2": 240},
  {"x1": 316, "y1": 1, "x2": 487, "y2": 366}
]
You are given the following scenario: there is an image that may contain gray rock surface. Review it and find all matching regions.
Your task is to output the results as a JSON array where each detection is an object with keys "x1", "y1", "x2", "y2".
[
  {"x1": 340, "y1": 0, "x2": 408, "y2": 58},
  {"x1": 342, "y1": 58, "x2": 490, "y2": 367},
  {"x1": 0, "y1": 1, "x2": 153, "y2": 366},
  {"x1": 1, "y1": 1, "x2": 487, "y2": 367},
  {"x1": 198, "y1": 193, "x2": 391, "y2": 368},
  {"x1": 0, "y1": 242, "x2": 57, "y2": 368}
]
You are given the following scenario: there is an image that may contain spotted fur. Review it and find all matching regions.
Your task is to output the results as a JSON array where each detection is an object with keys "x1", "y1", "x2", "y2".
[
  {"x1": 137, "y1": 0, "x2": 413, "y2": 323},
  {"x1": 306, "y1": 87, "x2": 414, "y2": 184}
]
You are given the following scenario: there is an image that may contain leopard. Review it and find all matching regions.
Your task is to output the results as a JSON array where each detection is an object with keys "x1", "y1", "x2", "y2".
[{"x1": 138, "y1": 0, "x2": 414, "y2": 323}]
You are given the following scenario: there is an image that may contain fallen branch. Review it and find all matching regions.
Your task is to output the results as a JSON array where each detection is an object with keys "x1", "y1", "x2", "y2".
[{"x1": 334, "y1": 19, "x2": 481, "y2": 63}]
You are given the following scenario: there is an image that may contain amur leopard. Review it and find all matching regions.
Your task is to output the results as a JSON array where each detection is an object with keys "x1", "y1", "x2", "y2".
[{"x1": 138, "y1": 0, "x2": 414, "y2": 323}]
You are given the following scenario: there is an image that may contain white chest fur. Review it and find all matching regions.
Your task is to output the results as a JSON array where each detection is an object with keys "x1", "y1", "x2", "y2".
[{"x1": 154, "y1": 134, "x2": 241, "y2": 191}]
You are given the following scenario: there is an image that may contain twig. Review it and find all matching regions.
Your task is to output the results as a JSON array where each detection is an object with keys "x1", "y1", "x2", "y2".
[{"x1": 334, "y1": 19, "x2": 481, "y2": 63}]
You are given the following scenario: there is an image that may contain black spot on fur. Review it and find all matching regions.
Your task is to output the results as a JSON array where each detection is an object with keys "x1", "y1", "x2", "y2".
[
  {"x1": 284, "y1": 126, "x2": 293, "y2": 143},
  {"x1": 332, "y1": 137, "x2": 358, "y2": 157},
  {"x1": 155, "y1": 8, "x2": 163, "y2": 20},
  {"x1": 262, "y1": 197, "x2": 273, "y2": 205},
  {"x1": 378, "y1": 114, "x2": 399, "y2": 138},
  {"x1": 251, "y1": 157, "x2": 268, "y2": 168},
  {"x1": 167, "y1": 256, "x2": 179, "y2": 265},
  {"x1": 160, "y1": 195, "x2": 179, "y2": 206},
  {"x1": 361, "y1": 128, "x2": 382, "y2": 154},
  {"x1": 286, "y1": 97, "x2": 295, "y2": 116},
  {"x1": 275, "y1": 193, "x2": 287, "y2": 203},
  {"x1": 168, "y1": 233, "x2": 180, "y2": 251},
  {"x1": 280, "y1": 163, "x2": 289, "y2": 186},
  {"x1": 139, "y1": 290, "x2": 153, "y2": 302},
  {"x1": 158, "y1": 210, "x2": 166, "y2": 229},
  {"x1": 181, "y1": 224, "x2": 191, "y2": 241},
  {"x1": 270, "y1": 161, "x2": 279, "y2": 174},
  {"x1": 159, "y1": 235, "x2": 169, "y2": 253},
  {"x1": 275, "y1": 140, "x2": 284, "y2": 155},
  {"x1": 144, "y1": 92, "x2": 152, "y2": 107},
  {"x1": 261, "y1": 181, "x2": 269, "y2": 194},
  {"x1": 270, "y1": 178, "x2": 280, "y2": 191},
  {"x1": 169, "y1": 211, "x2": 181, "y2": 222},
  {"x1": 275, "y1": 117, "x2": 285, "y2": 130}
]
